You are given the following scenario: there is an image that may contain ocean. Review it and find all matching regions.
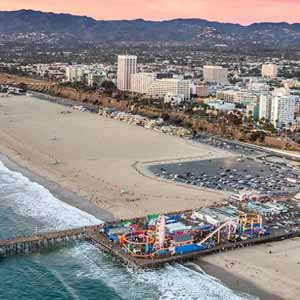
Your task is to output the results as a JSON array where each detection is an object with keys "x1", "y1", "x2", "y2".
[{"x1": 0, "y1": 160, "x2": 257, "y2": 300}]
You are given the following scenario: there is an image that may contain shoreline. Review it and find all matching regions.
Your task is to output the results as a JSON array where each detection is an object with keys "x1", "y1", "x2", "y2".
[
  {"x1": 0, "y1": 152, "x2": 260, "y2": 300},
  {"x1": 0, "y1": 95, "x2": 227, "y2": 219},
  {"x1": 197, "y1": 260, "x2": 286, "y2": 300},
  {"x1": 0, "y1": 153, "x2": 115, "y2": 222},
  {"x1": 0, "y1": 95, "x2": 289, "y2": 300},
  {"x1": 0, "y1": 94, "x2": 298, "y2": 300},
  {"x1": 0, "y1": 152, "x2": 282, "y2": 300}
]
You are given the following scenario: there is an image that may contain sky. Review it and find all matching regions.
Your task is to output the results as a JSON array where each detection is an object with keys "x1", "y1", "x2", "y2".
[{"x1": 1, "y1": 0, "x2": 299, "y2": 25}]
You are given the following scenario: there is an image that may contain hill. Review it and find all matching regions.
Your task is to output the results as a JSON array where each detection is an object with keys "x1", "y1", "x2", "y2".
[{"x1": 1, "y1": 10, "x2": 300, "y2": 46}]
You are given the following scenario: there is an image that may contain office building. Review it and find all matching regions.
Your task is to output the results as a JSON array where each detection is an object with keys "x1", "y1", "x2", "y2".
[
  {"x1": 216, "y1": 90, "x2": 243, "y2": 103},
  {"x1": 117, "y1": 55, "x2": 137, "y2": 91},
  {"x1": 196, "y1": 85, "x2": 209, "y2": 97},
  {"x1": 147, "y1": 78, "x2": 190, "y2": 100},
  {"x1": 262, "y1": 64, "x2": 278, "y2": 79},
  {"x1": 131, "y1": 73, "x2": 156, "y2": 94},
  {"x1": 203, "y1": 66, "x2": 228, "y2": 84},
  {"x1": 65, "y1": 65, "x2": 85, "y2": 82}
]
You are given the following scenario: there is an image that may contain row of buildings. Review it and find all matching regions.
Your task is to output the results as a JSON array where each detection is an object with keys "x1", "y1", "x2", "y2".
[
  {"x1": 117, "y1": 55, "x2": 191, "y2": 101},
  {"x1": 116, "y1": 55, "x2": 296, "y2": 128},
  {"x1": 116, "y1": 55, "x2": 232, "y2": 102},
  {"x1": 214, "y1": 83, "x2": 298, "y2": 129},
  {"x1": 65, "y1": 64, "x2": 109, "y2": 87},
  {"x1": 116, "y1": 55, "x2": 279, "y2": 101}
]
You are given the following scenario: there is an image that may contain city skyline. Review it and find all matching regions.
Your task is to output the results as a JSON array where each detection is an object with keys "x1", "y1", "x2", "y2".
[{"x1": 1, "y1": 0, "x2": 300, "y2": 25}]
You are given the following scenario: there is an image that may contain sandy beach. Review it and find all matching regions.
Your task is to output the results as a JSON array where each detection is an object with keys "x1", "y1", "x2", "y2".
[
  {"x1": 0, "y1": 153, "x2": 114, "y2": 222},
  {"x1": 0, "y1": 95, "x2": 230, "y2": 219},
  {"x1": 199, "y1": 238, "x2": 300, "y2": 300},
  {"x1": 2, "y1": 95, "x2": 300, "y2": 300}
]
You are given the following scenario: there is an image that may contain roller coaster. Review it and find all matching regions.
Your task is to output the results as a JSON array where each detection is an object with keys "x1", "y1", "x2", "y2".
[{"x1": 117, "y1": 212, "x2": 264, "y2": 258}]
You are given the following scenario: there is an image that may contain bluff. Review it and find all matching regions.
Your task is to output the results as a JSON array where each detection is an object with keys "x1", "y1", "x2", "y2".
[{"x1": 1, "y1": 73, "x2": 299, "y2": 151}]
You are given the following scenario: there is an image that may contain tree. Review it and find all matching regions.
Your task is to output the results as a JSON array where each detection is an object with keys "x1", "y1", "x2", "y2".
[
  {"x1": 161, "y1": 113, "x2": 170, "y2": 122},
  {"x1": 16, "y1": 82, "x2": 28, "y2": 91},
  {"x1": 101, "y1": 80, "x2": 116, "y2": 91}
]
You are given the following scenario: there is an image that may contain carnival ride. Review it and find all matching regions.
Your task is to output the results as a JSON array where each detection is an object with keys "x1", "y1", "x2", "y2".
[{"x1": 104, "y1": 209, "x2": 265, "y2": 259}]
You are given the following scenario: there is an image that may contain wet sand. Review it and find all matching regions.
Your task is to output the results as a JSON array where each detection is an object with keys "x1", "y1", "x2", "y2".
[
  {"x1": 0, "y1": 153, "x2": 114, "y2": 222},
  {"x1": 198, "y1": 261, "x2": 285, "y2": 300}
]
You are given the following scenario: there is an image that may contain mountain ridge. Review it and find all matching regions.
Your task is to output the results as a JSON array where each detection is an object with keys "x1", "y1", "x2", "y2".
[
  {"x1": 2, "y1": 9, "x2": 300, "y2": 26},
  {"x1": 1, "y1": 10, "x2": 300, "y2": 45}
]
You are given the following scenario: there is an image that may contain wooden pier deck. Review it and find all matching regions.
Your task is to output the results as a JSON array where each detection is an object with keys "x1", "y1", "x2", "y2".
[
  {"x1": 1, "y1": 225, "x2": 300, "y2": 269},
  {"x1": 0, "y1": 225, "x2": 101, "y2": 257}
]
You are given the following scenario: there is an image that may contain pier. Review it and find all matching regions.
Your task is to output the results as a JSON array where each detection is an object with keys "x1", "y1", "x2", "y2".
[
  {"x1": 0, "y1": 225, "x2": 101, "y2": 257},
  {"x1": 1, "y1": 224, "x2": 300, "y2": 269},
  {"x1": 88, "y1": 229, "x2": 300, "y2": 269}
]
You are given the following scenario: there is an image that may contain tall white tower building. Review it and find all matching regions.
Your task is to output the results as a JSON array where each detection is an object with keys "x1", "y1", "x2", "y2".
[
  {"x1": 271, "y1": 95, "x2": 295, "y2": 128},
  {"x1": 117, "y1": 55, "x2": 137, "y2": 91}
]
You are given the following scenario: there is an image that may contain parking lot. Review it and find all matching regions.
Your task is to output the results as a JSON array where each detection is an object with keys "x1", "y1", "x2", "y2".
[{"x1": 150, "y1": 134, "x2": 300, "y2": 195}]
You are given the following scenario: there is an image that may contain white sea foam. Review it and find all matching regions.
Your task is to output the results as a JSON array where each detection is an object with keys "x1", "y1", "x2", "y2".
[
  {"x1": 0, "y1": 161, "x2": 101, "y2": 231},
  {"x1": 66, "y1": 243, "x2": 257, "y2": 300},
  {"x1": 136, "y1": 264, "x2": 255, "y2": 300},
  {"x1": 0, "y1": 160, "x2": 257, "y2": 300}
]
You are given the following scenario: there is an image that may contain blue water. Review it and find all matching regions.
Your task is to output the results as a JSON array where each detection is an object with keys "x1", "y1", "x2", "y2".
[{"x1": 0, "y1": 160, "x2": 257, "y2": 300}]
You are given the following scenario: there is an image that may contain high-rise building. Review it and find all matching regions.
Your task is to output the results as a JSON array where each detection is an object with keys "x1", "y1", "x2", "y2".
[
  {"x1": 117, "y1": 55, "x2": 137, "y2": 91},
  {"x1": 131, "y1": 73, "x2": 156, "y2": 94},
  {"x1": 203, "y1": 66, "x2": 228, "y2": 84},
  {"x1": 262, "y1": 64, "x2": 278, "y2": 79},
  {"x1": 259, "y1": 95, "x2": 272, "y2": 121},
  {"x1": 271, "y1": 95, "x2": 295, "y2": 128}
]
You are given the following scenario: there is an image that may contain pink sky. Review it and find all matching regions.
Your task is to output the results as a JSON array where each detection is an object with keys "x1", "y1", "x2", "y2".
[{"x1": 1, "y1": 0, "x2": 299, "y2": 25}]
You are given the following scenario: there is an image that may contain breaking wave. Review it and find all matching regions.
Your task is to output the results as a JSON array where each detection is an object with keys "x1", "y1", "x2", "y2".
[
  {"x1": 0, "y1": 161, "x2": 100, "y2": 232},
  {"x1": 0, "y1": 159, "x2": 257, "y2": 300}
]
